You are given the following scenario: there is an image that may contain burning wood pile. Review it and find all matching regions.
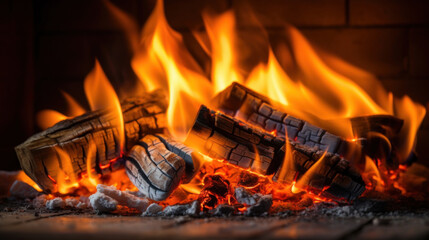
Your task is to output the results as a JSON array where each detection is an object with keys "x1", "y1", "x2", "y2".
[{"x1": 4, "y1": 0, "x2": 428, "y2": 217}]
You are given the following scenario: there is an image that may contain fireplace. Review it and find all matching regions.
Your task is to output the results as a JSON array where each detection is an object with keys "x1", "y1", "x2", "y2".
[{"x1": 1, "y1": 0, "x2": 429, "y2": 239}]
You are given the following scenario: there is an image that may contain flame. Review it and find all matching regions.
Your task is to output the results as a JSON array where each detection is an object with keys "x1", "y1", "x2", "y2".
[
  {"x1": 131, "y1": 0, "x2": 212, "y2": 140},
  {"x1": 84, "y1": 60, "x2": 125, "y2": 151},
  {"x1": 85, "y1": 141, "x2": 99, "y2": 187},
  {"x1": 363, "y1": 156, "x2": 385, "y2": 191},
  {"x1": 16, "y1": 171, "x2": 42, "y2": 192},
  {"x1": 61, "y1": 91, "x2": 86, "y2": 117},
  {"x1": 295, "y1": 150, "x2": 328, "y2": 190},
  {"x1": 36, "y1": 110, "x2": 68, "y2": 130},
  {"x1": 394, "y1": 96, "x2": 426, "y2": 161},
  {"x1": 202, "y1": 10, "x2": 243, "y2": 93},
  {"x1": 276, "y1": 136, "x2": 295, "y2": 182},
  {"x1": 55, "y1": 147, "x2": 79, "y2": 194},
  {"x1": 36, "y1": 92, "x2": 86, "y2": 130}
]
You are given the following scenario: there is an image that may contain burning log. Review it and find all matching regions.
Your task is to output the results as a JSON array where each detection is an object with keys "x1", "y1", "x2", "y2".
[
  {"x1": 125, "y1": 134, "x2": 202, "y2": 201},
  {"x1": 185, "y1": 105, "x2": 366, "y2": 201},
  {"x1": 15, "y1": 91, "x2": 168, "y2": 192},
  {"x1": 214, "y1": 83, "x2": 403, "y2": 164}
]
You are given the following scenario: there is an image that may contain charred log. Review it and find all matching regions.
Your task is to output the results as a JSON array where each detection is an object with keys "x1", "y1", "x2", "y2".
[
  {"x1": 125, "y1": 134, "x2": 202, "y2": 201},
  {"x1": 214, "y1": 82, "x2": 403, "y2": 165},
  {"x1": 185, "y1": 105, "x2": 366, "y2": 201},
  {"x1": 276, "y1": 142, "x2": 366, "y2": 201},
  {"x1": 15, "y1": 91, "x2": 167, "y2": 192}
]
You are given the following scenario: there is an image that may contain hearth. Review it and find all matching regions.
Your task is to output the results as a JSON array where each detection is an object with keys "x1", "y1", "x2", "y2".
[{"x1": 1, "y1": 0, "x2": 429, "y2": 239}]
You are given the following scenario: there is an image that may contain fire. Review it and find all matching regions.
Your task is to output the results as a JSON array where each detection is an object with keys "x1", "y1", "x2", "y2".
[
  {"x1": 131, "y1": 0, "x2": 213, "y2": 140},
  {"x1": 84, "y1": 60, "x2": 125, "y2": 151},
  {"x1": 203, "y1": 10, "x2": 243, "y2": 94},
  {"x1": 30, "y1": 0, "x2": 426, "y2": 211},
  {"x1": 36, "y1": 92, "x2": 86, "y2": 130},
  {"x1": 363, "y1": 156, "x2": 385, "y2": 192}
]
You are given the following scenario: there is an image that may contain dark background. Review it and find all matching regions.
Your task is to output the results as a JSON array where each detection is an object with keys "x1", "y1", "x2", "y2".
[{"x1": 1, "y1": 0, "x2": 429, "y2": 170}]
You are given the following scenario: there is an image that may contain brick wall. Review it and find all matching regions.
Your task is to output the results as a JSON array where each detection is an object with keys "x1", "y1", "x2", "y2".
[{"x1": 1, "y1": 0, "x2": 429, "y2": 170}]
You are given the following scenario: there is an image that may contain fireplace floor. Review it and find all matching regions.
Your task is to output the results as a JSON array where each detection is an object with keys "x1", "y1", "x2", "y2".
[{"x1": 1, "y1": 209, "x2": 429, "y2": 240}]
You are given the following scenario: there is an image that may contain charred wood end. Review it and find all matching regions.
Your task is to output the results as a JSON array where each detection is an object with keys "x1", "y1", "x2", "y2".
[
  {"x1": 15, "y1": 91, "x2": 168, "y2": 192},
  {"x1": 125, "y1": 135, "x2": 187, "y2": 201}
]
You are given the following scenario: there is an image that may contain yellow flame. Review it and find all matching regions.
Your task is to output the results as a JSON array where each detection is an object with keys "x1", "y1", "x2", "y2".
[
  {"x1": 86, "y1": 141, "x2": 99, "y2": 187},
  {"x1": 55, "y1": 147, "x2": 79, "y2": 194},
  {"x1": 132, "y1": 0, "x2": 213, "y2": 140},
  {"x1": 394, "y1": 96, "x2": 426, "y2": 161},
  {"x1": 276, "y1": 136, "x2": 295, "y2": 182},
  {"x1": 203, "y1": 10, "x2": 243, "y2": 93},
  {"x1": 363, "y1": 156, "x2": 385, "y2": 191},
  {"x1": 16, "y1": 171, "x2": 42, "y2": 192},
  {"x1": 296, "y1": 150, "x2": 328, "y2": 190},
  {"x1": 84, "y1": 59, "x2": 125, "y2": 151}
]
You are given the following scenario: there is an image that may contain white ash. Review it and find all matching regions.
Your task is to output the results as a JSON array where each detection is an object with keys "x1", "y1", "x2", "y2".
[
  {"x1": 75, "y1": 196, "x2": 90, "y2": 209},
  {"x1": 79, "y1": 196, "x2": 90, "y2": 207},
  {"x1": 161, "y1": 200, "x2": 200, "y2": 217},
  {"x1": 46, "y1": 197, "x2": 66, "y2": 210},
  {"x1": 96, "y1": 184, "x2": 149, "y2": 212},
  {"x1": 65, "y1": 198, "x2": 79, "y2": 208},
  {"x1": 211, "y1": 204, "x2": 235, "y2": 216},
  {"x1": 162, "y1": 204, "x2": 188, "y2": 216},
  {"x1": 32, "y1": 194, "x2": 48, "y2": 209},
  {"x1": 9, "y1": 180, "x2": 40, "y2": 199},
  {"x1": 142, "y1": 203, "x2": 163, "y2": 216},
  {"x1": 185, "y1": 200, "x2": 200, "y2": 216},
  {"x1": 235, "y1": 187, "x2": 259, "y2": 206},
  {"x1": 0, "y1": 170, "x2": 20, "y2": 197},
  {"x1": 125, "y1": 190, "x2": 146, "y2": 198},
  {"x1": 76, "y1": 201, "x2": 88, "y2": 209},
  {"x1": 89, "y1": 192, "x2": 118, "y2": 213},
  {"x1": 245, "y1": 195, "x2": 273, "y2": 216},
  {"x1": 297, "y1": 198, "x2": 394, "y2": 218}
]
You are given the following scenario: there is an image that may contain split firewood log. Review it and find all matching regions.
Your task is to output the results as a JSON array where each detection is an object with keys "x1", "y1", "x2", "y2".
[
  {"x1": 125, "y1": 134, "x2": 202, "y2": 201},
  {"x1": 15, "y1": 91, "x2": 168, "y2": 192},
  {"x1": 276, "y1": 142, "x2": 366, "y2": 201},
  {"x1": 213, "y1": 82, "x2": 404, "y2": 166},
  {"x1": 185, "y1": 105, "x2": 366, "y2": 201}
]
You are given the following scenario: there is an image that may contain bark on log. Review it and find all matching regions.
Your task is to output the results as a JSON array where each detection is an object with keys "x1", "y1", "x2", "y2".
[
  {"x1": 125, "y1": 134, "x2": 201, "y2": 201},
  {"x1": 213, "y1": 82, "x2": 403, "y2": 165},
  {"x1": 185, "y1": 105, "x2": 366, "y2": 201},
  {"x1": 15, "y1": 91, "x2": 168, "y2": 192}
]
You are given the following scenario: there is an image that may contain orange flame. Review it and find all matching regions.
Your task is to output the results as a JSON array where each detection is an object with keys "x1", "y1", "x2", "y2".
[
  {"x1": 55, "y1": 147, "x2": 79, "y2": 194},
  {"x1": 84, "y1": 60, "x2": 125, "y2": 151},
  {"x1": 36, "y1": 92, "x2": 86, "y2": 130},
  {"x1": 363, "y1": 156, "x2": 385, "y2": 191},
  {"x1": 295, "y1": 150, "x2": 328, "y2": 191},
  {"x1": 202, "y1": 10, "x2": 243, "y2": 93}
]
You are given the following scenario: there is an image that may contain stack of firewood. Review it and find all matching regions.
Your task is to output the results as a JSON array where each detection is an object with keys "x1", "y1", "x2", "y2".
[{"x1": 15, "y1": 83, "x2": 405, "y2": 202}]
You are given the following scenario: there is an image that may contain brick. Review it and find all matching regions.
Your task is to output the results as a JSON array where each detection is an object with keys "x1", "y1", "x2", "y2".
[
  {"x1": 350, "y1": 0, "x2": 429, "y2": 26},
  {"x1": 409, "y1": 28, "x2": 429, "y2": 77},
  {"x1": 164, "y1": 0, "x2": 229, "y2": 30},
  {"x1": 298, "y1": 28, "x2": 408, "y2": 77},
  {"x1": 233, "y1": 0, "x2": 346, "y2": 27},
  {"x1": 35, "y1": 0, "x2": 141, "y2": 32}
]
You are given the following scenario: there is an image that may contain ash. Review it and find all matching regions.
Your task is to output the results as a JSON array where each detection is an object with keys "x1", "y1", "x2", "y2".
[{"x1": 2, "y1": 180, "x2": 429, "y2": 219}]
